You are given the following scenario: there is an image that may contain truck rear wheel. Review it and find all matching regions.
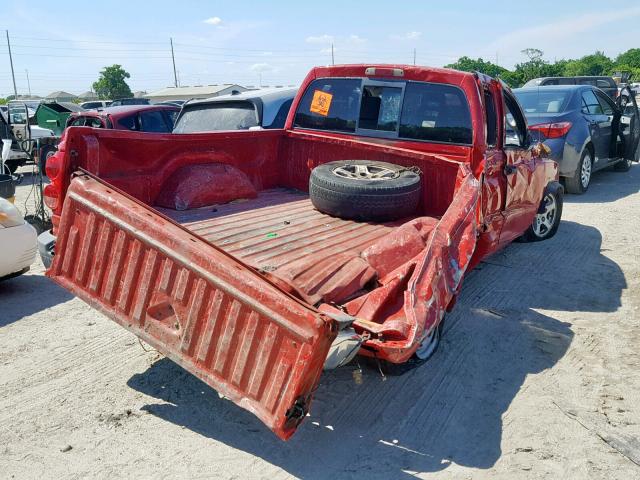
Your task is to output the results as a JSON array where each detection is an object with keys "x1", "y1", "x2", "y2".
[{"x1": 309, "y1": 160, "x2": 422, "y2": 222}]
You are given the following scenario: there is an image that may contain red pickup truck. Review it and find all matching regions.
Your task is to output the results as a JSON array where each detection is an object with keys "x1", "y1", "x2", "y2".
[{"x1": 38, "y1": 64, "x2": 561, "y2": 440}]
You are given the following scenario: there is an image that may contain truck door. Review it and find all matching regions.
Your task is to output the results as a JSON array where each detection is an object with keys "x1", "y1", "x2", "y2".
[
  {"x1": 499, "y1": 89, "x2": 546, "y2": 246},
  {"x1": 617, "y1": 86, "x2": 640, "y2": 163}
]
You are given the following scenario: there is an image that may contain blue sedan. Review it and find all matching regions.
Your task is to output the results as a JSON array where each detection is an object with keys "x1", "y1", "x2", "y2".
[{"x1": 514, "y1": 85, "x2": 639, "y2": 194}]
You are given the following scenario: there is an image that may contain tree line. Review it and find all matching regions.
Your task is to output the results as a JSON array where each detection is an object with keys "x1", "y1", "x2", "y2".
[{"x1": 445, "y1": 48, "x2": 640, "y2": 87}]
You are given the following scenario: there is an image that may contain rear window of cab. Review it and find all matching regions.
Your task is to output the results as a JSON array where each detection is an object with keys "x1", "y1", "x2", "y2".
[{"x1": 294, "y1": 78, "x2": 473, "y2": 145}]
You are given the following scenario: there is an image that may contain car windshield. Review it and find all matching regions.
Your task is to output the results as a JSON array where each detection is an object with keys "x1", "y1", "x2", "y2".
[
  {"x1": 173, "y1": 102, "x2": 259, "y2": 133},
  {"x1": 514, "y1": 90, "x2": 571, "y2": 114}
]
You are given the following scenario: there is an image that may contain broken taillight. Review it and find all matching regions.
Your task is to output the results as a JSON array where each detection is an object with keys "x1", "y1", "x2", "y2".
[
  {"x1": 43, "y1": 183, "x2": 59, "y2": 210},
  {"x1": 528, "y1": 121, "x2": 572, "y2": 139},
  {"x1": 44, "y1": 147, "x2": 63, "y2": 212}
]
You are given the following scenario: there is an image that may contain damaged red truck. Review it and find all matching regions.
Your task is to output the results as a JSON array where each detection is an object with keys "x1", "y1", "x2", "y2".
[{"x1": 38, "y1": 65, "x2": 562, "y2": 440}]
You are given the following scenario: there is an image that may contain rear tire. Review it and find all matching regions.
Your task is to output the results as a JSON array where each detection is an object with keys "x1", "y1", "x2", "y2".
[
  {"x1": 380, "y1": 322, "x2": 443, "y2": 376},
  {"x1": 520, "y1": 187, "x2": 563, "y2": 242},
  {"x1": 565, "y1": 148, "x2": 592, "y2": 194}
]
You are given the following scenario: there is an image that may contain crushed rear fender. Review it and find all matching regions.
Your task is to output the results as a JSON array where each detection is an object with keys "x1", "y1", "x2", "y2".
[{"x1": 47, "y1": 173, "x2": 336, "y2": 440}]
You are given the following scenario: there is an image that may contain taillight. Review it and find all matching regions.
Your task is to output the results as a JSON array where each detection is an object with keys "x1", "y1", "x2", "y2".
[
  {"x1": 45, "y1": 151, "x2": 62, "y2": 180},
  {"x1": 528, "y1": 121, "x2": 572, "y2": 139},
  {"x1": 43, "y1": 184, "x2": 59, "y2": 210}
]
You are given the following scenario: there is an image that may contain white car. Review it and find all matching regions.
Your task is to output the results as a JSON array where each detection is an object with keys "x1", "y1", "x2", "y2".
[{"x1": 0, "y1": 197, "x2": 37, "y2": 280}]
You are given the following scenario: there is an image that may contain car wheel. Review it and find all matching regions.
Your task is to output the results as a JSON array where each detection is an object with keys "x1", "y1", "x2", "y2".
[
  {"x1": 380, "y1": 321, "x2": 443, "y2": 376},
  {"x1": 520, "y1": 187, "x2": 563, "y2": 242},
  {"x1": 565, "y1": 148, "x2": 592, "y2": 194},
  {"x1": 309, "y1": 160, "x2": 422, "y2": 222},
  {"x1": 613, "y1": 157, "x2": 632, "y2": 172},
  {"x1": 39, "y1": 145, "x2": 57, "y2": 174}
]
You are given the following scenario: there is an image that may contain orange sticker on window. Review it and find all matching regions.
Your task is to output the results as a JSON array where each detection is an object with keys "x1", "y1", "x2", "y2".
[{"x1": 310, "y1": 90, "x2": 333, "y2": 116}]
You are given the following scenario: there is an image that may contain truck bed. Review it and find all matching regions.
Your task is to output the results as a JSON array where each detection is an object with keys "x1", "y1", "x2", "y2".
[{"x1": 158, "y1": 189, "x2": 413, "y2": 304}]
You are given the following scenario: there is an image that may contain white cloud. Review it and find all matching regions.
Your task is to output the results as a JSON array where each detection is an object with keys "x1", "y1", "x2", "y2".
[
  {"x1": 306, "y1": 34, "x2": 334, "y2": 44},
  {"x1": 250, "y1": 63, "x2": 275, "y2": 73},
  {"x1": 348, "y1": 34, "x2": 366, "y2": 44},
  {"x1": 390, "y1": 31, "x2": 422, "y2": 41},
  {"x1": 482, "y1": 7, "x2": 640, "y2": 64},
  {"x1": 203, "y1": 16, "x2": 222, "y2": 26}
]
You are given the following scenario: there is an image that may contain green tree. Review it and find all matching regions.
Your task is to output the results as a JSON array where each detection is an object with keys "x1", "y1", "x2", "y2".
[
  {"x1": 615, "y1": 48, "x2": 640, "y2": 68},
  {"x1": 92, "y1": 64, "x2": 133, "y2": 100},
  {"x1": 563, "y1": 51, "x2": 613, "y2": 76},
  {"x1": 614, "y1": 48, "x2": 640, "y2": 81},
  {"x1": 445, "y1": 56, "x2": 508, "y2": 78},
  {"x1": 513, "y1": 48, "x2": 550, "y2": 85}
]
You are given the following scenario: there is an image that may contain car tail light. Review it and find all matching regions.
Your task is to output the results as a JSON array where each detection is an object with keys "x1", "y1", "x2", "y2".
[
  {"x1": 45, "y1": 151, "x2": 62, "y2": 180},
  {"x1": 364, "y1": 67, "x2": 404, "y2": 77},
  {"x1": 43, "y1": 183, "x2": 59, "y2": 210},
  {"x1": 528, "y1": 121, "x2": 572, "y2": 139}
]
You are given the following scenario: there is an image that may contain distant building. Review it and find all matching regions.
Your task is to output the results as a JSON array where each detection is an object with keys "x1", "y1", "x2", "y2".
[
  {"x1": 132, "y1": 91, "x2": 148, "y2": 98},
  {"x1": 45, "y1": 91, "x2": 77, "y2": 102},
  {"x1": 78, "y1": 91, "x2": 99, "y2": 101},
  {"x1": 144, "y1": 84, "x2": 249, "y2": 103}
]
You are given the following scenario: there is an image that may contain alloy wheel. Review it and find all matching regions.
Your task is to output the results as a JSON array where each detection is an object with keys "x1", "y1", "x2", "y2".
[
  {"x1": 581, "y1": 153, "x2": 592, "y2": 189},
  {"x1": 532, "y1": 193, "x2": 557, "y2": 238}
]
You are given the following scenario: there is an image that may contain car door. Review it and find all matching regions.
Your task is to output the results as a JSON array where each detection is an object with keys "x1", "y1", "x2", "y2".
[
  {"x1": 7, "y1": 103, "x2": 31, "y2": 143},
  {"x1": 617, "y1": 85, "x2": 640, "y2": 162},
  {"x1": 499, "y1": 89, "x2": 547, "y2": 246},
  {"x1": 581, "y1": 89, "x2": 611, "y2": 165},
  {"x1": 593, "y1": 89, "x2": 618, "y2": 166}
]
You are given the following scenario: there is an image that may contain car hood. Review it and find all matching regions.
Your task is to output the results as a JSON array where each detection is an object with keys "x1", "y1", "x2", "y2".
[{"x1": 29, "y1": 126, "x2": 55, "y2": 138}]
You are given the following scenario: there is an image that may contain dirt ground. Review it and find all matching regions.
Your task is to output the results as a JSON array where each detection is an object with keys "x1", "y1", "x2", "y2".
[{"x1": 1, "y1": 164, "x2": 639, "y2": 480}]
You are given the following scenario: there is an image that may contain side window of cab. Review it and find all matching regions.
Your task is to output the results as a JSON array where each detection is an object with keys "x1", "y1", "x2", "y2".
[{"x1": 503, "y1": 92, "x2": 528, "y2": 148}]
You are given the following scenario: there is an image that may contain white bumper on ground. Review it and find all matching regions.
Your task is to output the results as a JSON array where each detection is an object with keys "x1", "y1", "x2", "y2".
[{"x1": 0, "y1": 222, "x2": 37, "y2": 279}]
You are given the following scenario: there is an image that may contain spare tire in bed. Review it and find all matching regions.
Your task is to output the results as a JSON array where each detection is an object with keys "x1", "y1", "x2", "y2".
[{"x1": 309, "y1": 160, "x2": 422, "y2": 222}]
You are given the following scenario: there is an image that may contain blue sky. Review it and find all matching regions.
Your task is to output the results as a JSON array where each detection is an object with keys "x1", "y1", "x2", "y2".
[{"x1": 1, "y1": 0, "x2": 639, "y2": 97}]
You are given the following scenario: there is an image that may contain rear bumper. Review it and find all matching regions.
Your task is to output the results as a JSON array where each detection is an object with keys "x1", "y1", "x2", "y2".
[
  {"x1": 37, "y1": 229, "x2": 56, "y2": 269},
  {"x1": 543, "y1": 138, "x2": 582, "y2": 178},
  {"x1": 0, "y1": 222, "x2": 37, "y2": 278}
]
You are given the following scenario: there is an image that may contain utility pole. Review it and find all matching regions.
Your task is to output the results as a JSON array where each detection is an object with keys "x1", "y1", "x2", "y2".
[
  {"x1": 413, "y1": 48, "x2": 416, "y2": 66},
  {"x1": 170, "y1": 37, "x2": 178, "y2": 88},
  {"x1": 495, "y1": 51, "x2": 499, "y2": 65},
  {"x1": 331, "y1": 43, "x2": 335, "y2": 66},
  {"x1": 6, "y1": 30, "x2": 18, "y2": 99},
  {"x1": 25, "y1": 69, "x2": 31, "y2": 97}
]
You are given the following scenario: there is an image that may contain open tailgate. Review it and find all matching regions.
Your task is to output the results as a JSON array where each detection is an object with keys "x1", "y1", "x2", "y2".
[{"x1": 47, "y1": 173, "x2": 336, "y2": 440}]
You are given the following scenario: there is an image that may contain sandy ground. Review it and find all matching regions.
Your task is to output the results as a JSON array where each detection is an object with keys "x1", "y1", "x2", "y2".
[{"x1": 1, "y1": 164, "x2": 639, "y2": 480}]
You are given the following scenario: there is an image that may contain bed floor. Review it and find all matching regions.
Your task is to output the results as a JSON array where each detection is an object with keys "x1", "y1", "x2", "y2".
[{"x1": 158, "y1": 188, "x2": 399, "y2": 274}]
